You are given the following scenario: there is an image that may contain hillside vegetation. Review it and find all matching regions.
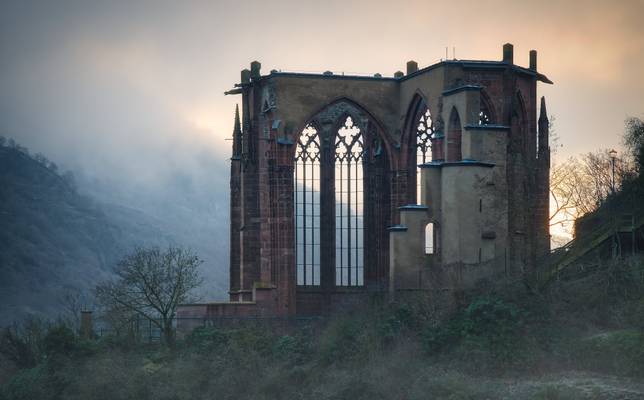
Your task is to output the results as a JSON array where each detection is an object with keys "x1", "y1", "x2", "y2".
[
  {"x1": 1, "y1": 256, "x2": 644, "y2": 400},
  {"x1": 0, "y1": 144, "x2": 124, "y2": 324}
]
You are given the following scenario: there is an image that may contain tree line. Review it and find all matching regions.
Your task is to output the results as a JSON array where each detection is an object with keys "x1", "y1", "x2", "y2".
[
  {"x1": 549, "y1": 117, "x2": 644, "y2": 241},
  {"x1": 0, "y1": 136, "x2": 76, "y2": 191}
]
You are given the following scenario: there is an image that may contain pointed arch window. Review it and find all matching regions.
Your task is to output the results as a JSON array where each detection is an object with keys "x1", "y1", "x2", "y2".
[
  {"x1": 479, "y1": 109, "x2": 491, "y2": 125},
  {"x1": 447, "y1": 108, "x2": 462, "y2": 162},
  {"x1": 294, "y1": 108, "x2": 374, "y2": 289},
  {"x1": 415, "y1": 108, "x2": 434, "y2": 204},
  {"x1": 295, "y1": 124, "x2": 320, "y2": 286},
  {"x1": 479, "y1": 93, "x2": 495, "y2": 125},
  {"x1": 335, "y1": 116, "x2": 364, "y2": 286}
]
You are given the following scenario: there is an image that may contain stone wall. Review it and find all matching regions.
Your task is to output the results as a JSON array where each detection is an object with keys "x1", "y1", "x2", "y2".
[{"x1": 176, "y1": 43, "x2": 552, "y2": 332}]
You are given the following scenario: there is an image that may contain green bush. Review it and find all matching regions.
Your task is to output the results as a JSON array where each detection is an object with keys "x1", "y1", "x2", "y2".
[
  {"x1": 272, "y1": 334, "x2": 312, "y2": 364},
  {"x1": 375, "y1": 303, "x2": 418, "y2": 345},
  {"x1": 0, "y1": 329, "x2": 37, "y2": 369},
  {"x1": 0, "y1": 318, "x2": 48, "y2": 369},
  {"x1": 318, "y1": 315, "x2": 381, "y2": 364},
  {"x1": 0, "y1": 365, "x2": 50, "y2": 400},
  {"x1": 185, "y1": 326, "x2": 230, "y2": 351},
  {"x1": 422, "y1": 296, "x2": 526, "y2": 364},
  {"x1": 43, "y1": 325, "x2": 77, "y2": 356},
  {"x1": 228, "y1": 326, "x2": 274, "y2": 356},
  {"x1": 72, "y1": 338, "x2": 102, "y2": 358}
]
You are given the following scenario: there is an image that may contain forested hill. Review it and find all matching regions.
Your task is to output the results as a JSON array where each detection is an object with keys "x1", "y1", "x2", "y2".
[
  {"x1": 0, "y1": 145, "x2": 113, "y2": 323},
  {"x1": 0, "y1": 143, "x2": 228, "y2": 326}
]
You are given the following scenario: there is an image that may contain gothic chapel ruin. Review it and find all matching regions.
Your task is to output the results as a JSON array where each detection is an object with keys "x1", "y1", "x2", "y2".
[{"x1": 178, "y1": 43, "x2": 552, "y2": 329}]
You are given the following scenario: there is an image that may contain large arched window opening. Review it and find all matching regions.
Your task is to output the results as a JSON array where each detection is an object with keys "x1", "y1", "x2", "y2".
[
  {"x1": 415, "y1": 108, "x2": 434, "y2": 204},
  {"x1": 294, "y1": 101, "x2": 388, "y2": 290},
  {"x1": 295, "y1": 124, "x2": 321, "y2": 286},
  {"x1": 335, "y1": 116, "x2": 364, "y2": 286}
]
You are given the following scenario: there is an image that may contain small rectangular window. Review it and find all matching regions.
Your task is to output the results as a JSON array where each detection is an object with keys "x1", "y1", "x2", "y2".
[{"x1": 425, "y1": 223, "x2": 434, "y2": 254}]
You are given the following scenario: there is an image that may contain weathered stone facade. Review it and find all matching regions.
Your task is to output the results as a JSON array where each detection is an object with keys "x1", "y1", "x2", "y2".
[{"x1": 177, "y1": 43, "x2": 551, "y2": 327}]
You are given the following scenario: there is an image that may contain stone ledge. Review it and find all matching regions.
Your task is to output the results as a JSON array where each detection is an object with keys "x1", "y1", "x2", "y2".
[
  {"x1": 419, "y1": 160, "x2": 495, "y2": 168},
  {"x1": 464, "y1": 124, "x2": 510, "y2": 131},
  {"x1": 398, "y1": 204, "x2": 429, "y2": 211}
]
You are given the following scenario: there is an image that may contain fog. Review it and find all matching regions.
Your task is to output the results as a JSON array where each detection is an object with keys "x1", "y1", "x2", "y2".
[{"x1": 1, "y1": 1, "x2": 238, "y2": 298}]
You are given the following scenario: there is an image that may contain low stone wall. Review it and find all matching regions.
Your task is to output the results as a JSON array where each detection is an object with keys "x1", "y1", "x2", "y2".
[{"x1": 176, "y1": 286, "x2": 283, "y2": 336}]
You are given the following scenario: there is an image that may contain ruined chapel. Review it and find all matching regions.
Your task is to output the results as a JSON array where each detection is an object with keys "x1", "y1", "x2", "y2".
[{"x1": 177, "y1": 43, "x2": 552, "y2": 326}]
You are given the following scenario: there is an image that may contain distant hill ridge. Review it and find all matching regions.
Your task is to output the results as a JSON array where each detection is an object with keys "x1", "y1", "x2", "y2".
[
  {"x1": 0, "y1": 137, "x2": 230, "y2": 326},
  {"x1": 0, "y1": 142, "x2": 176, "y2": 325}
]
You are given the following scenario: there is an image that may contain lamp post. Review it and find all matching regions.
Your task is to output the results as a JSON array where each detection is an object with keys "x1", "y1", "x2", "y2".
[
  {"x1": 608, "y1": 149, "x2": 619, "y2": 259},
  {"x1": 609, "y1": 149, "x2": 618, "y2": 194}
]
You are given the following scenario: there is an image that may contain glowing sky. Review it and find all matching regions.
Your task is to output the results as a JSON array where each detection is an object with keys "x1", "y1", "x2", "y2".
[{"x1": 1, "y1": 0, "x2": 643, "y2": 183}]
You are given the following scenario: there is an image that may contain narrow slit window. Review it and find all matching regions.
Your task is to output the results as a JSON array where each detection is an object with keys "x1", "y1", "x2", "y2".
[{"x1": 425, "y1": 223, "x2": 434, "y2": 255}]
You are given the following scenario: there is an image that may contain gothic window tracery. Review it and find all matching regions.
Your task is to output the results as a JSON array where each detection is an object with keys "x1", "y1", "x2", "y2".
[
  {"x1": 479, "y1": 110, "x2": 491, "y2": 125},
  {"x1": 335, "y1": 116, "x2": 364, "y2": 286},
  {"x1": 415, "y1": 108, "x2": 434, "y2": 203},
  {"x1": 295, "y1": 124, "x2": 321, "y2": 286},
  {"x1": 294, "y1": 106, "x2": 370, "y2": 289},
  {"x1": 479, "y1": 95, "x2": 493, "y2": 125}
]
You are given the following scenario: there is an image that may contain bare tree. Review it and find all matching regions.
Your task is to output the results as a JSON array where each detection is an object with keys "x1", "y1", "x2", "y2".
[
  {"x1": 96, "y1": 304, "x2": 139, "y2": 338},
  {"x1": 549, "y1": 150, "x2": 634, "y2": 232},
  {"x1": 95, "y1": 246, "x2": 203, "y2": 345},
  {"x1": 582, "y1": 151, "x2": 615, "y2": 203},
  {"x1": 549, "y1": 118, "x2": 641, "y2": 245},
  {"x1": 549, "y1": 157, "x2": 586, "y2": 228}
]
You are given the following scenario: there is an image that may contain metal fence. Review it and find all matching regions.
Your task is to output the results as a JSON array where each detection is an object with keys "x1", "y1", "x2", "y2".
[
  {"x1": 93, "y1": 315, "x2": 323, "y2": 343},
  {"x1": 95, "y1": 317, "x2": 163, "y2": 343}
]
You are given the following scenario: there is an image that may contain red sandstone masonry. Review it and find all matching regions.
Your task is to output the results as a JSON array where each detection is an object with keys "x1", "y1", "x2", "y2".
[{"x1": 177, "y1": 45, "x2": 552, "y2": 333}]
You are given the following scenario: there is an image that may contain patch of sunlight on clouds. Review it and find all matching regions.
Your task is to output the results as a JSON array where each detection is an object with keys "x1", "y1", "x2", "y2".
[{"x1": 185, "y1": 107, "x2": 223, "y2": 137}]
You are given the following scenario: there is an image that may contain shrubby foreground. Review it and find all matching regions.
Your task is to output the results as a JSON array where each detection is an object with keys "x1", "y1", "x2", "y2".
[{"x1": 2, "y1": 257, "x2": 644, "y2": 400}]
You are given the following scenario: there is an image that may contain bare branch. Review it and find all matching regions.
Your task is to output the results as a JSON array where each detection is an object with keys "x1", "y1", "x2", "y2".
[{"x1": 94, "y1": 246, "x2": 203, "y2": 345}]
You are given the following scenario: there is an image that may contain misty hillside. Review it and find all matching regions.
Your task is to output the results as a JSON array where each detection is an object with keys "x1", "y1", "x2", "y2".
[{"x1": 0, "y1": 143, "x2": 228, "y2": 325}]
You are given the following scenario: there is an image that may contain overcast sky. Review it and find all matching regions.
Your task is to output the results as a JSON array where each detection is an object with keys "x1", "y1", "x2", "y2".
[{"x1": 1, "y1": 0, "x2": 643, "y2": 182}]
